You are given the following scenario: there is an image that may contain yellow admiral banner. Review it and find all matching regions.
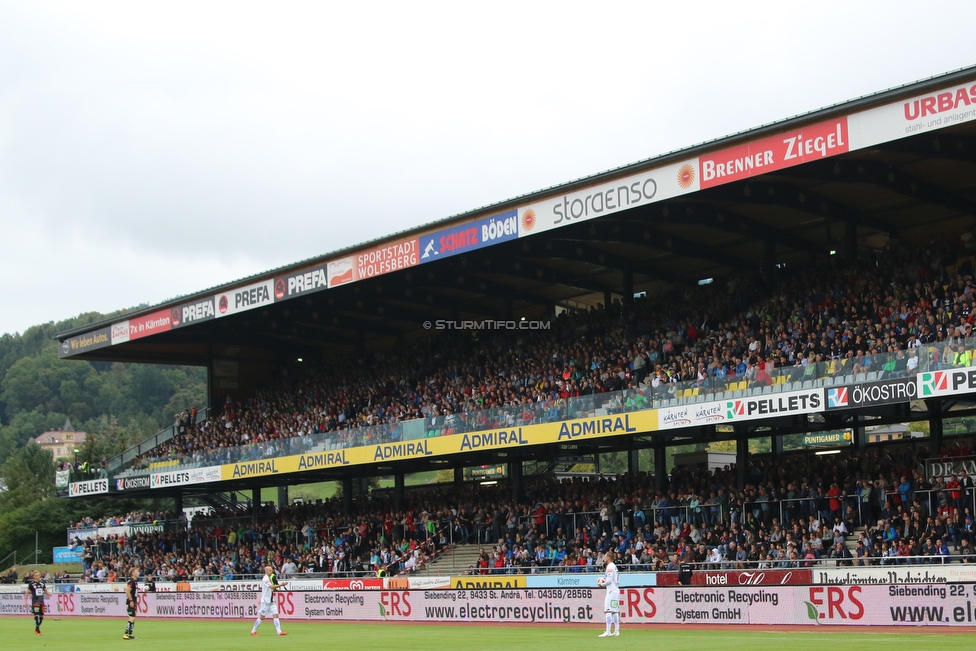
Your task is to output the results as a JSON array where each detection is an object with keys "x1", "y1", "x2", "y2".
[{"x1": 220, "y1": 410, "x2": 658, "y2": 480}]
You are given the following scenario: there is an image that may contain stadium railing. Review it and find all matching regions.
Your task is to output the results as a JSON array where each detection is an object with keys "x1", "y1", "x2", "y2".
[{"x1": 103, "y1": 335, "x2": 975, "y2": 480}]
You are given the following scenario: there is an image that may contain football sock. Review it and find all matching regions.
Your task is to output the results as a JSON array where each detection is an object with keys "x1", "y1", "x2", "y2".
[
  {"x1": 252, "y1": 618, "x2": 262, "y2": 632},
  {"x1": 273, "y1": 618, "x2": 282, "y2": 633},
  {"x1": 605, "y1": 612, "x2": 612, "y2": 632},
  {"x1": 612, "y1": 612, "x2": 620, "y2": 632}
]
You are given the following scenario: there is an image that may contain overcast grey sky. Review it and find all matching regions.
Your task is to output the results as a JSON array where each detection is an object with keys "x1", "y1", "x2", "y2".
[{"x1": 1, "y1": 1, "x2": 974, "y2": 337}]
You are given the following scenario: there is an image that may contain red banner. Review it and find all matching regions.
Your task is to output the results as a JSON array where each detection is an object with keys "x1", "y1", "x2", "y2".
[
  {"x1": 127, "y1": 309, "x2": 174, "y2": 341},
  {"x1": 655, "y1": 568, "x2": 812, "y2": 586},
  {"x1": 700, "y1": 117, "x2": 849, "y2": 189}
]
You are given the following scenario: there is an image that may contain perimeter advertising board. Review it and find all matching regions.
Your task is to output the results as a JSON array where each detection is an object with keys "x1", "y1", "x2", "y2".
[
  {"x1": 220, "y1": 411, "x2": 658, "y2": 480},
  {"x1": 150, "y1": 465, "x2": 221, "y2": 489},
  {"x1": 68, "y1": 478, "x2": 109, "y2": 497},
  {"x1": 658, "y1": 389, "x2": 823, "y2": 430},
  {"x1": 917, "y1": 369, "x2": 976, "y2": 399},
  {"x1": 3, "y1": 584, "x2": 972, "y2": 626},
  {"x1": 58, "y1": 326, "x2": 110, "y2": 358},
  {"x1": 213, "y1": 280, "x2": 275, "y2": 319},
  {"x1": 418, "y1": 210, "x2": 518, "y2": 262},
  {"x1": 517, "y1": 160, "x2": 699, "y2": 238},
  {"x1": 170, "y1": 297, "x2": 216, "y2": 328},
  {"x1": 824, "y1": 377, "x2": 917, "y2": 410}
]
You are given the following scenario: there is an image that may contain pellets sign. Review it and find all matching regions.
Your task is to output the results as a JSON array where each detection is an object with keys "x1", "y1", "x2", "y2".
[
  {"x1": 658, "y1": 388, "x2": 824, "y2": 430},
  {"x1": 419, "y1": 210, "x2": 518, "y2": 263},
  {"x1": 918, "y1": 369, "x2": 976, "y2": 398},
  {"x1": 150, "y1": 466, "x2": 221, "y2": 488},
  {"x1": 68, "y1": 478, "x2": 109, "y2": 497}
]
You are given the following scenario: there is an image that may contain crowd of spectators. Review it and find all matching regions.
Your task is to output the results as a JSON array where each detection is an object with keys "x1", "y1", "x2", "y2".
[
  {"x1": 124, "y1": 238, "x2": 976, "y2": 473},
  {"x1": 65, "y1": 435, "x2": 976, "y2": 583},
  {"x1": 61, "y1": 236, "x2": 976, "y2": 581}
]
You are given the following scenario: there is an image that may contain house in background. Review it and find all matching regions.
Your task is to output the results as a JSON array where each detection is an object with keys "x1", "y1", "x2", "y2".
[{"x1": 34, "y1": 418, "x2": 86, "y2": 461}]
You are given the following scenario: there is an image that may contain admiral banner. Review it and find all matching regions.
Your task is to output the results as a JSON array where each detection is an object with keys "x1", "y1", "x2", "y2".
[
  {"x1": 221, "y1": 410, "x2": 658, "y2": 480},
  {"x1": 658, "y1": 389, "x2": 823, "y2": 430},
  {"x1": 419, "y1": 210, "x2": 518, "y2": 263},
  {"x1": 150, "y1": 465, "x2": 221, "y2": 489},
  {"x1": 917, "y1": 369, "x2": 976, "y2": 399},
  {"x1": 213, "y1": 280, "x2": 275, "y2": 319},
  {"x1": 68, "y1": 478, "x2": 109, "y2": 497},
  {"x1": 4, "y1": 584, "x2": 972, "y2": 626},
  {"x1": 825, "y1": 378, "x2": 917, "y2": 410},
  {"x1": 517, "y1": 160, "x2": 699, "y2": 238},
  {"x1": 58, "y1": 326, "x2": 111, "y2": 358}
]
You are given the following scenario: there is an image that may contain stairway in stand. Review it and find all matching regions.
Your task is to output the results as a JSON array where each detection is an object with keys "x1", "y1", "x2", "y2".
[{"x1": 419, "y1": 541, "x2": 485, "y2": 576}]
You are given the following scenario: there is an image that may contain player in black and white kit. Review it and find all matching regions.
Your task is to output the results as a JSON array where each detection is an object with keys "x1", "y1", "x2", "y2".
[
  {"x1": 24, "y1": 571, "x2": 51, "y2": 636},
  {"x1": 123, "y1": 568, "x2": 139, "y2": 640},
  {"x1": 597, "y1": 551, "x2": 621, "y2": 637},
  {"x1": 251, "y1": 566, "x2": 289, "y2": 636}
]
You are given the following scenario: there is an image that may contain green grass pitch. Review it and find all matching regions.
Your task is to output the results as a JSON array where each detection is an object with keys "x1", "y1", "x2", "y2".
[{"x1": 0, "y1": 617, "x2": 967, "y2": 651}]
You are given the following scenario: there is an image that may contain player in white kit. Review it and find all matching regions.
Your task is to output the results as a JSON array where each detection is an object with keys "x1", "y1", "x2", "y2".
[
  {"x1": 597, "y1": 551, "x2": 620, "y2": 637},
  {"x1": 251, "y1": 566, "x2": 289, "y2": 636}
]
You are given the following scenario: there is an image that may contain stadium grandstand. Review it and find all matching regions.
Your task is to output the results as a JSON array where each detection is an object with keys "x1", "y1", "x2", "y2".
[{"x1": 51, "y1": 66, "x2": 976, "y2": 583}]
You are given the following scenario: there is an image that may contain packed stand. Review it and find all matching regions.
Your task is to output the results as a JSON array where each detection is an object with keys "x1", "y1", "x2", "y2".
[
  {"x1": 125, "y1": 239, "x2": 976, "y2": 473},
  {"x1": 66, "y1": 436, "x2": 976, "y2": 583}
]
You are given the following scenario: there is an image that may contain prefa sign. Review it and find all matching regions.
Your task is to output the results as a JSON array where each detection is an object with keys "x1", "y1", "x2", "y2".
[
  {"x1": 275, "y1": 264, "x2": 328, "y2": 301},
  {"x1": 68, "y1": 478, "x2": 109, "y2": 497},
  {"x1": 213, "y1": 280, "x2": 275, "y2": 319}
]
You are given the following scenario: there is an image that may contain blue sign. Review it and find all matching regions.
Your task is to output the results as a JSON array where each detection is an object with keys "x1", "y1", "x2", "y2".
[
  {"x1": 419, "y1": 210, "x2": 518, "y2": 263},
  {"x1": 525, "y1": 572, "x2": 656, "y2": 589},
  {"x1": 53, "y1": 546, "x2": 84, "y2": 564}
]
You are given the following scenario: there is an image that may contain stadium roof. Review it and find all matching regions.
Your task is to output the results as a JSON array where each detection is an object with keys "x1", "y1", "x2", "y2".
[{"x1": 57, "y1": 65, "x2": 976, "y2": 366}]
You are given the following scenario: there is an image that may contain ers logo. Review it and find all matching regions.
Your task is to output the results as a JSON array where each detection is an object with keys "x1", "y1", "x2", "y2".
[
  {"x1": 380, "y1": 591, "x2": 412, "y2": 617},
  {"x1": 807, "y1": 586, "x2": 863, "y2": 620},
  {"x1": 622, "y1": 588, "x2": 657, "y2": 620},
  {"x1": 137, "y1": 593, "x2": 149, "y2": 614},
  {"x1": 56, "y1": 593, "x2": 75, "y2": 614},
  {"x1": 275, "y1": 591, "x2": 295, "y2": 615}
]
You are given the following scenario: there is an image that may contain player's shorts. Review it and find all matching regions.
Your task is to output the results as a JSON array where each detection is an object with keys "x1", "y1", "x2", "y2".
[
  {"x1": 258, "y1": 601, "x2": 279, "y2": 617},
  {"x1": 604, "y1": 587, "x2": 620, "y2": 613},
  {"x1": 31, "y1": 603, "x2": 44, "y2": 616},
  {"x1": 126, "y1": 600, "x2": 137, "y2": 617}
]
